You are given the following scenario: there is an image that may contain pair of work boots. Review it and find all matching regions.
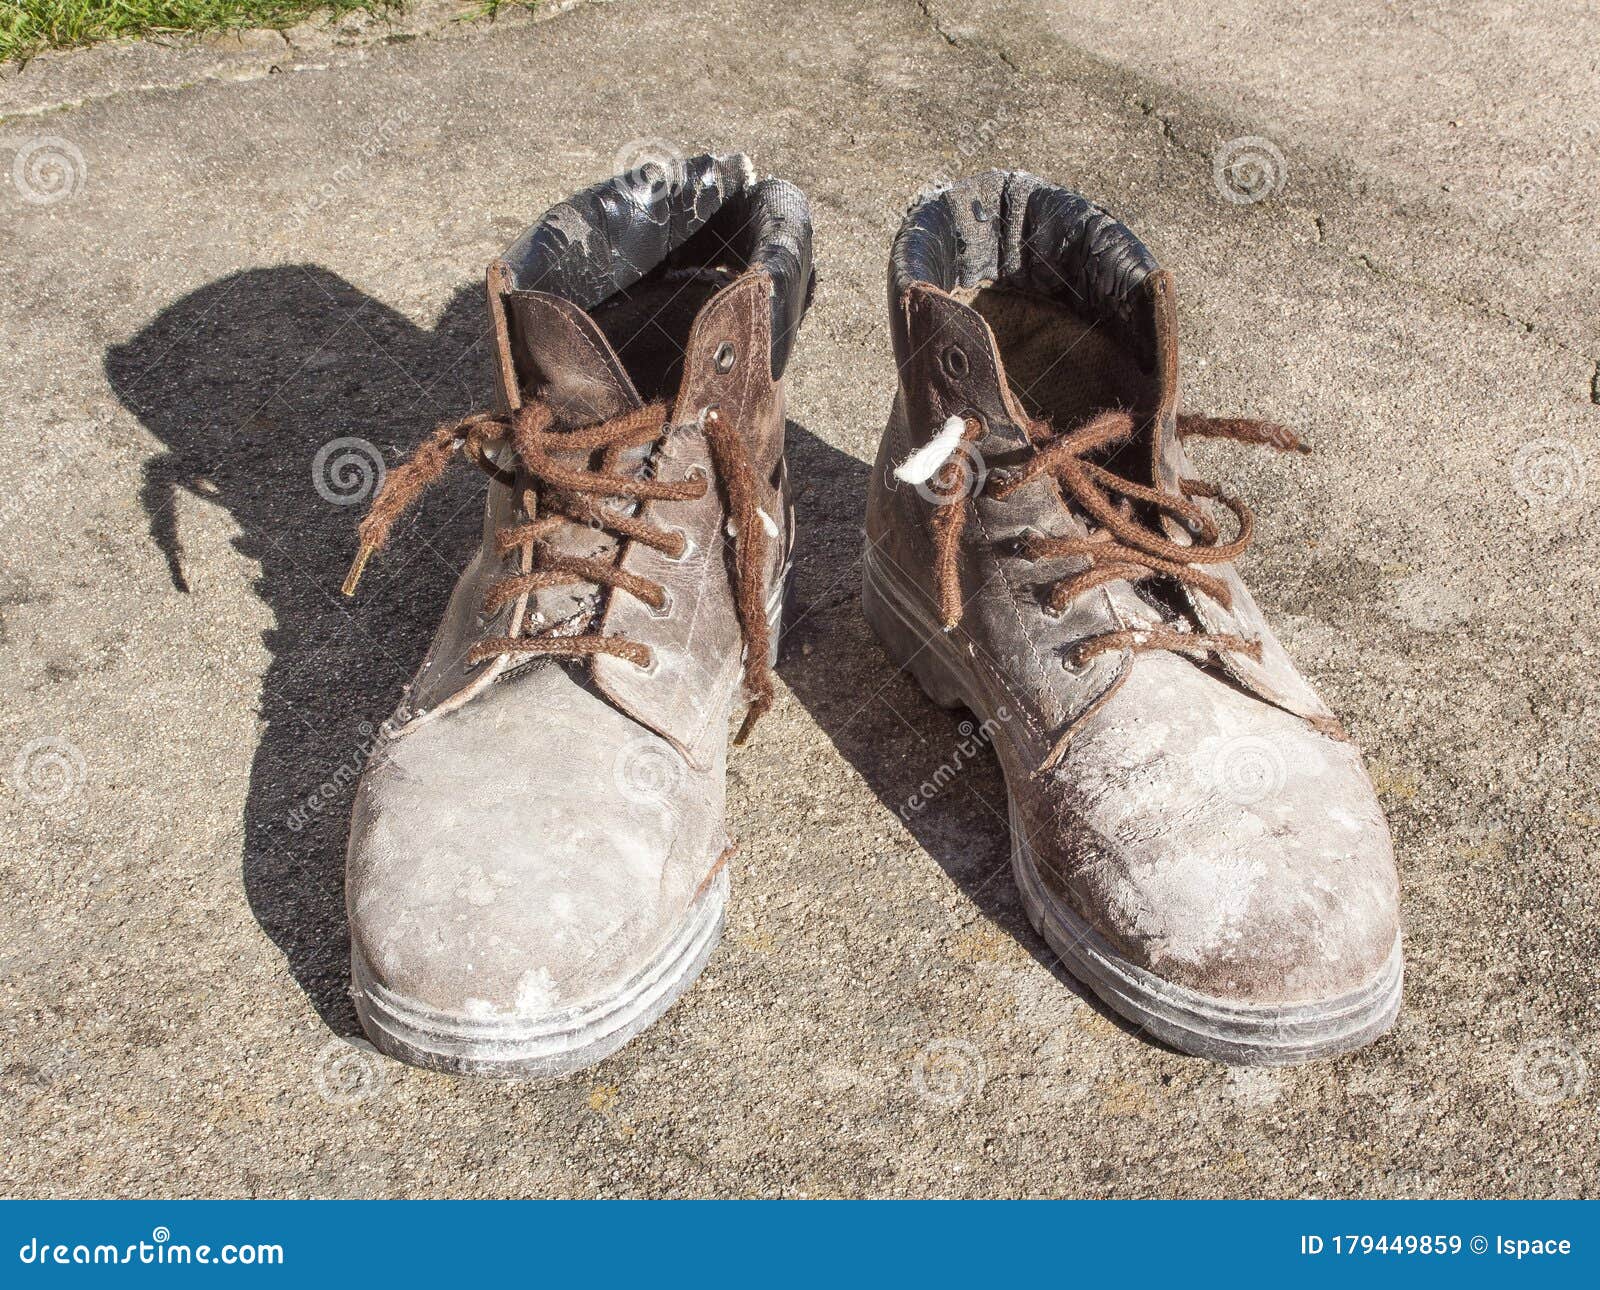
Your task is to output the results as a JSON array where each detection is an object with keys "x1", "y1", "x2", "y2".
[{"x1": 341, "y1": 154, "x2": 1402, "y2": 1076}]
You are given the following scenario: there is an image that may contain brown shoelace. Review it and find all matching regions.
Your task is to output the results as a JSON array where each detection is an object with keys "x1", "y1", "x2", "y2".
[
  {"x1": 343, "y1": 398, "x2": 776, "y2": 742},
  {"x1": 928, "y1": 408, "x2": 1308, "y2": 666}
]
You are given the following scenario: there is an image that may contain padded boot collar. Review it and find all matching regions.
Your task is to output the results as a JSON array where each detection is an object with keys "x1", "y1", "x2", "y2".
[
  {"x1": 491, "y1": 152, "x2": 814, "y2": 379},
  {"x1": 890, "y1": 169, "x2": 1162, "y2": 373}
]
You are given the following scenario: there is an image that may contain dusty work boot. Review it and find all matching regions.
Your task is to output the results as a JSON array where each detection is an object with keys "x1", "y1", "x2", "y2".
[
  {"x1": 341, "y1": 153, "x2": 812, "y2": 1076},
  {"x1": 864, "y1": 171, "x2": 1401, "y2": 1064}
]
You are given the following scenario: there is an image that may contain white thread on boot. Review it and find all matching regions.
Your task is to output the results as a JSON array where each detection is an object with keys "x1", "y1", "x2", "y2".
[
  {"x1": 893, "y1": 416, "x2": 967, "y2": 485},
  {"x1": 729, "y1": 508, "x2": 782, "y2": 540}
]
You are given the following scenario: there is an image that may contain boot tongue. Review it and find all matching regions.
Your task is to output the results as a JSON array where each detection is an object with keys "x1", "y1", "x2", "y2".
[
  {"x1": 1034, "y1": 270, "x2": 1178, "y2": 493},
  {"x1": 504, "y1": 289, "x2": 662, "y2": 478},
  {"x1": 504, "y1": 291, "x2": 643, "y2": 427},
  {"x1": 499, "y1": 291, "x2": 653, "y2": 635}
]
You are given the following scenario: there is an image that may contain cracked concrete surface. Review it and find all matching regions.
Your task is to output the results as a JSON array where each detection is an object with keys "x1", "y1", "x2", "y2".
[{"x1": 1, "y1": 0, "x2": 1596, "y2": 1198}]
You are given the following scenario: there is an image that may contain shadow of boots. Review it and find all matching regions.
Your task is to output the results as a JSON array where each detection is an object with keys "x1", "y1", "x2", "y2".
[
  {"x1": 107, "y1": 266, "x2": 493, "y2": 1034},
  {"x1": 775, "y1": 422, "x2": 1086, "y2": 984}
]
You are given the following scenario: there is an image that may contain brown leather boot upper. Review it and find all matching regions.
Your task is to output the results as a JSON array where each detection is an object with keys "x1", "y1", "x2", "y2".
[
  {"x1": 342, "y1": 154, "x2": 813, "y2": 1074},
  {"x1": 865, "y1": 171, "x2": 1400, "y2": 1060}
]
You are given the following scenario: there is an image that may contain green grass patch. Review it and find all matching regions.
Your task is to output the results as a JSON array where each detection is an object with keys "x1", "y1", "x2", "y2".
[{"x1": 1, "y1": 1, "x2": 407, "y2": 63}]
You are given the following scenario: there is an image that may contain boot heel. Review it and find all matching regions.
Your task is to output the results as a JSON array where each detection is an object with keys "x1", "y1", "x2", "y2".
[{"x1": 861, "y1": 551, "x2": 970, "y2": 711}]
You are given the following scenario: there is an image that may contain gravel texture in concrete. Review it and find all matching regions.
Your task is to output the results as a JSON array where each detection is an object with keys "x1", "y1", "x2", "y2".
[{"x1": 1, "y1": 0, "x2": 1596, "y2": 1198}]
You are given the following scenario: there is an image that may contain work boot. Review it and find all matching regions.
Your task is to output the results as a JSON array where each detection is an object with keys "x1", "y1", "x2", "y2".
[
  {"x1": 864, "y1": 171, "x2": 1401, "y2": 1064},
  {"x1": 342, "y1": 153, "x2": 813, "y2": 1076}
]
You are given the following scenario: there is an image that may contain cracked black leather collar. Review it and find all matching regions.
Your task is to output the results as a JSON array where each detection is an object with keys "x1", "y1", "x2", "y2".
[
  {"x1": 495, "y1": 151, "x2": 814, "y2": 379},
  {"x1": 890, "y1": 169, "x2": 1161, "y2": 371}
]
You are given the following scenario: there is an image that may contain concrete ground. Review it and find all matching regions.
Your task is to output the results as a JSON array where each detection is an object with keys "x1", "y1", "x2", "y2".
[{"x1": 2, "y1": 0, "x2": 1596, "y2": 1198}]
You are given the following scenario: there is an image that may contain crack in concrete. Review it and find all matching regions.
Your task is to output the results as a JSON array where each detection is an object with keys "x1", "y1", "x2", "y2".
[
  {"x1": 5, "y1": 60, "x2": 344, "y2": 122},
  {"x1": 1353, "y1": 252, "x2": 1596, "y2": 380},
  {"x1": 913, "y1": 0, "x2": 958, "y2": 47},
  {"x1": 899, "y1": 0, "x2": 1599, "y2": 383},
  {"x1": 12, "y1": 0, "x2": 1597, "y2": 391},
  {"x1": 911, "y1": 0, "x2": 1017, "y2": 70}
]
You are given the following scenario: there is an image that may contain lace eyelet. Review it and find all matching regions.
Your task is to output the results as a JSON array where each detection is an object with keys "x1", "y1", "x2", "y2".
[
  {"x1": 648, "y1": 588, "x2": 675, "y2": 619},
  {"x1": 683, "y1": 464, "x2": 709, "y2": 487},
  {"x1": 663, "y1": 530, "x2": 697, "y2": 563},
  {"x1": 713, "y1": 342, "x2": 736, "y2": 374},
  {"x1": 941, "y1": 345, "x2": 970, "y2": 380},
  {"x1": 1061, "y1": 649, "x2": 1091, "y2": 675}
]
